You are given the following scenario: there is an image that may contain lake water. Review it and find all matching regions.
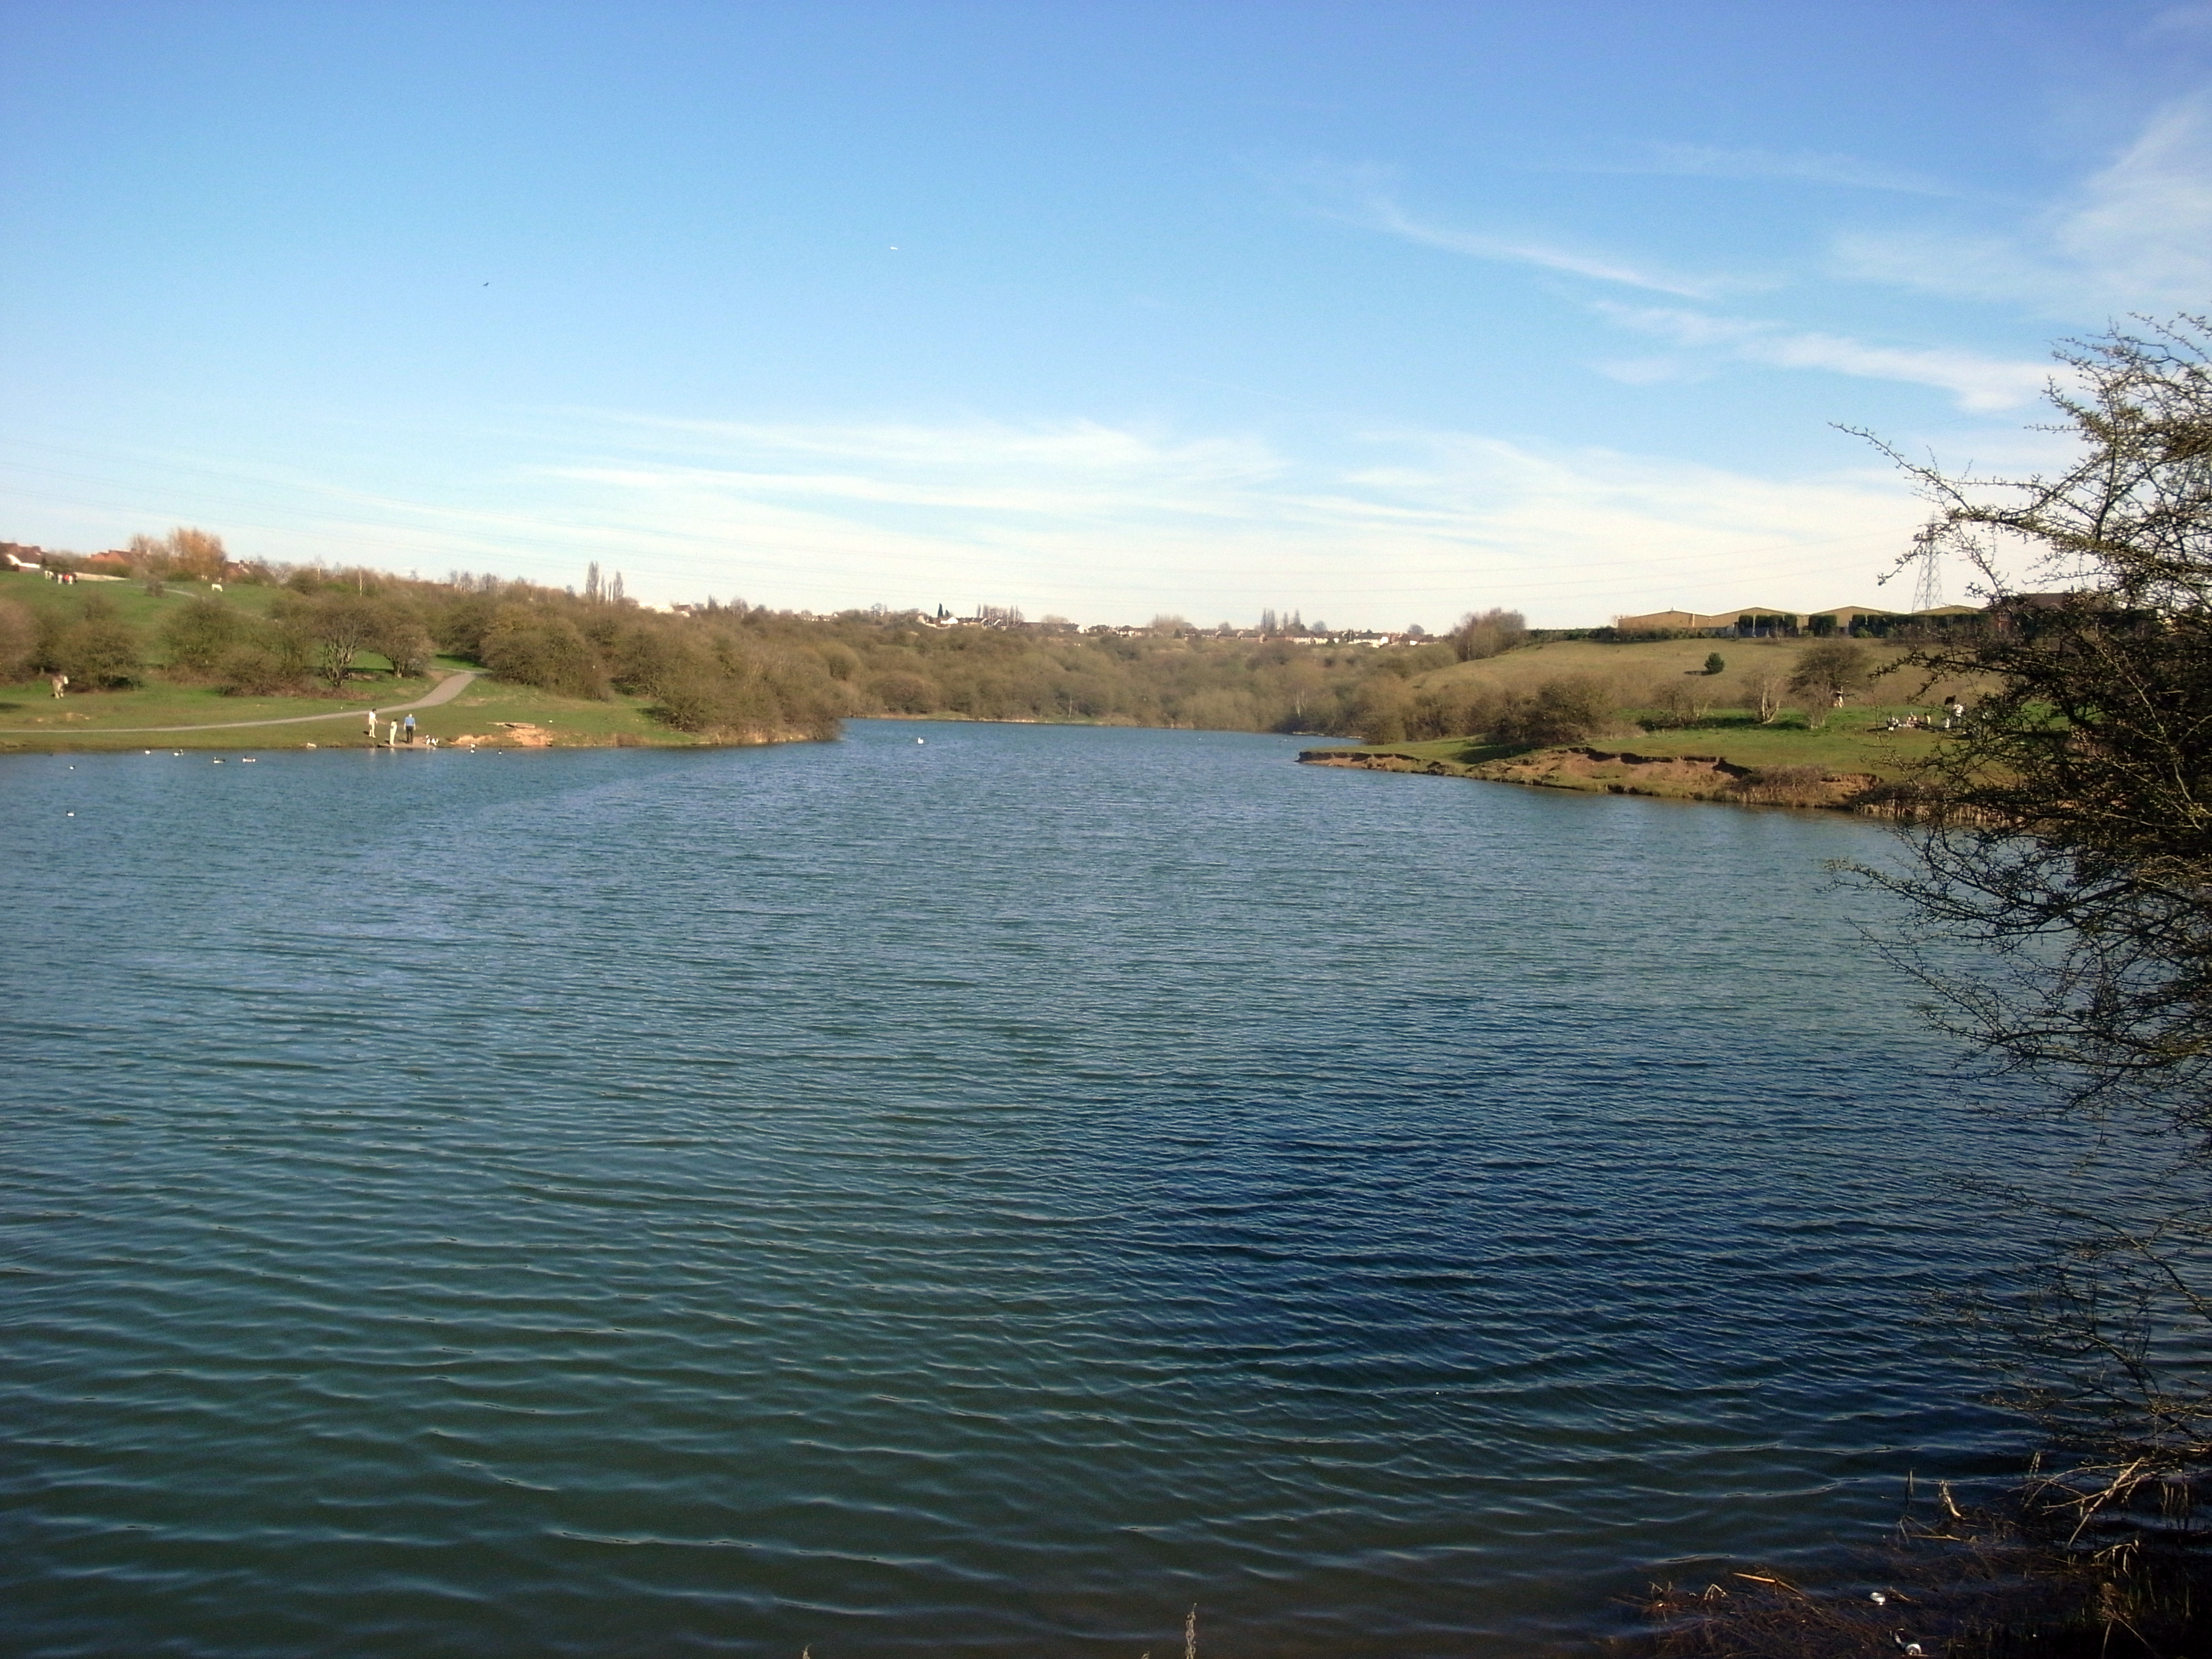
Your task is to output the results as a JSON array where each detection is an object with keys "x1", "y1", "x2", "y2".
[{"x1": 2, "y1": 720, "x2": 2081, "y2": 1657}]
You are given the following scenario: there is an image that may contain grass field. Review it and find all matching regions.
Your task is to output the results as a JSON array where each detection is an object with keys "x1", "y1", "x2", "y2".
[
  {"x1": 1404, "y1": 631, "x2": 1989, "y2": 706},
  {"x1": 0, "y1": 674, "x2": 704, "y2": 752},
  {"x1": 0, "y1": 650, "x2": 717, "y2": 754},
  {"x1": 1339, "y1": 632, "x2": 1977, "y2": 791},
  {"x1": 1318, "y1": 712, "x2": 1950, "y2": 780},
  {"x1": 0, "y1": 574, "x2": 717, "y2": 752}
]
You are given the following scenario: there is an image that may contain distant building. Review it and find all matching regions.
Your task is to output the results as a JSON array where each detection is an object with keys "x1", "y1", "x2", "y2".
[{"x1": 1613, "y1": 606, "x2": 1803, "y2": 636}]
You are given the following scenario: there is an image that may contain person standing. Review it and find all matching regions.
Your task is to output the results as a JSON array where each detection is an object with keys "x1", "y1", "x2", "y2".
[
  {"x1": 403, "y1": 713, "x2": 416, "y2": 745},
  {"x1": 365, "y1": 709, "x2": 378, "y2": 740}
]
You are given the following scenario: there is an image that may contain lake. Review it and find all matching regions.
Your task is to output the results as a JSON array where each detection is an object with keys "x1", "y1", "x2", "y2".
[{"x1": 1, "y1": 720, "x2": 2079, "y2": 1657}]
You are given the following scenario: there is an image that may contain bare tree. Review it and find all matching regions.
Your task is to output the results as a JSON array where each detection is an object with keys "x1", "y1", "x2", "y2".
[{"x1": 1848, "y1": 315, "x2": 2212, "y2": 1480}]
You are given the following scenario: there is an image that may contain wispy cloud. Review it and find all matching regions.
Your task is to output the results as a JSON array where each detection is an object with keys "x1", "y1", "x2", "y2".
[
  {"x1": 187, "y1": 411, "x2": 1923, "y2": 626},
  {"x1": 1595, "y1": 303, "x2": 2050, "y2": 409},
  {"x1": 1285, "y1": 161, "x2": 1747, "y2": 299},
  {"x1": 2147, "y1": 4, "x2": 2212, "y2": 36},
  {"x1": 1, "y1": 410, "x2": 1934, "y2": 626},
  {"x1": 1835, "y1": 96, "x2": 2212, "y2": 313},
  {"x1": 1587, "y1": 142, "x2": 1954, "y2": 195},
  {"x1": 1361, "y1": 198, "x2": 1731, "y2": 298}
]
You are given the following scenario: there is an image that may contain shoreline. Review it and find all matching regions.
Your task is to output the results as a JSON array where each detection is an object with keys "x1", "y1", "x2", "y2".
[{"x1": 1300, "y1": 742, "x2": 1894, "y2": 813}]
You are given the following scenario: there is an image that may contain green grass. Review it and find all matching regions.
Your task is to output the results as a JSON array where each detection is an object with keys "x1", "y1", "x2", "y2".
[
  {"x1": 1322, "y1": 705, "x2": 1955, "y2": 780},
  {"x1": 414, "y1": 682, "x2": 706, "y2": 747},
  {"x1": 2, "y1": 569, "x2": 283, "y2": 635},
  {"x1": 0, "y1": 673, "x2": 708, "y2": 752},
  {"x1": 0, "y1": 575, "x2": 722, "y2": 752}
]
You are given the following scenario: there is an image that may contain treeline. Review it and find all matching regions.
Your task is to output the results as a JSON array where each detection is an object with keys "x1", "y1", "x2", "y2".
[
  {"x1": 6, "y1": 536, "x2": 1537, "y2": 739},
  {"x1": 5, "y1": 542, "x2": 1932, "y2": 748}
]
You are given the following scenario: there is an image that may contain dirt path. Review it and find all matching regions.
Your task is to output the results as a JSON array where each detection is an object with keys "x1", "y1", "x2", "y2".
[{"x1": 0, "y1": 671, "x2": 480, "y2": 736}]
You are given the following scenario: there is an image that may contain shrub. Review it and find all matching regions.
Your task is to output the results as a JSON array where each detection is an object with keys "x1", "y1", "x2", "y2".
[
  {"x1": 213, "y1": 642, "x2": 302, "y2": 696},
  {"x1": 1353, "y1": 678, "x2": 1411, "y2": 743},
  {"x1": 480, "y1": 609, "x2": 609, "y2": 699},
  {"x1": 867, "y1": 670, "x2": 939, "y2": 714},
  {"x1": 1499, "y1": 674, "x2": 1618, "y2": 745},
  {"x1": 161, "y1": 595, "x2": 246, "y2": 676},
  {"x1": 1453, "y1": 607, "x2": 1528, "y2": 661},
  {"x1": 53, "y1": 615, "x2": 145, "y2": 688}
]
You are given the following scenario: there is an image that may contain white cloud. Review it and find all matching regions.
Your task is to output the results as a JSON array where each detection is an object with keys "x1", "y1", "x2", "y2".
[
  {"x1": 3, "y1": 410, "x2": 1940, "y2": 627},
  {"x1": 1835, "y1": 96, "x2": 2212, "y2": 314},
  {"x1": 1596, "y1": 142, "x2": 1953, "y2": 196},
  {"x1": 1281, "y1": 162, "x2": 1748, "y2": 299},
  {"x1": 184, "y1": 412, "x2": 1929, "y2": 628},
  {"x1": 1595, "y1": 303, "x2": 2050, "y2": 409},
  {"x1": 1361, "y1": 198, "x2": 1734, "y2": 298}
]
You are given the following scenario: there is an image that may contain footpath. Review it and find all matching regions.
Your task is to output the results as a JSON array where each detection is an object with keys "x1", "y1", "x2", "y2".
[{"x1": 0, "y1": 671, "x2": 478, "y2": 736}]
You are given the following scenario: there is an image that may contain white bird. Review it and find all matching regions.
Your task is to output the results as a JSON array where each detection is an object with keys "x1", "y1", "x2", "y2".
[
  {"x1": 1869, "y1": 1591, "x2": 1887, "y2": 1606},
  {"x1": 916, "y1": 737, "x2": 925, "y2": 744},
  {"x1": 212, "y1": 759, "x2": 223, "y2": 764}
]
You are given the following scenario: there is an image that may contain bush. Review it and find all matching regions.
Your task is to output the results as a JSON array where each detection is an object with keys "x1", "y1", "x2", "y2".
[
  {"x1": 480, "y1": 609, "x2": 609, "y2": 699},
  {"x1": 1453, "y1": 607, "x2": 1528, "y2": 661},
  {"x1": 161, "y1": 595, "x2": 246, "y2": 676},
  {"x1": 52, "y1": 609, "x2": 145, "y2": 689},
  {"x1": 1499, "y1": 675, "x2": 1617, "y2": 745},
  {"x1": 213, "y1": 642, "x2": 303, "y2": 696},
  {"x1": 1353, "y1": 678, "x2": 1411, "y2": 743},
  {"x1": 431, "y1": 593, "x2": 501, "y2": 662},
  {"x1": 867, "y1": 670, "x2": 939, "y2": 714}
]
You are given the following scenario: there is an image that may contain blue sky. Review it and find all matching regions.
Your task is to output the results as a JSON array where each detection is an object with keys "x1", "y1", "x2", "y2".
[{"x1": 4, "y1": 2, "x2": 2208, "y2": 626}]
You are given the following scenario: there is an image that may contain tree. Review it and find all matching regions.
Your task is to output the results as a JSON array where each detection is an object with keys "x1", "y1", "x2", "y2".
[
  {"x1": 289, "y1": 592, "x2": 382, "y2": 691},
  {"x1": 1453, "y1": 607, "x2": 1527, "y2": 662},
  {"x1": 1786, "y1": 640, "x2": 1872, "y2": 706},
  {"x1": 1742, "y1": 666, "x2": 1788, "y2": 725},
  {"x1": 364, "y1": 598, "x2": 435, "y2": 679},
  {"x1": 1851, "y1": 315, "x2": 2212, "y2": 1488},
  {"x1": 0, "y1": 598, "x2": 35, "y2": 682},
  {"x1": 1703, "y1": 652, "x2": 1726, "y2": 676},
  {"x1": 128, "y1": 526, "x2": 226, "y2": 583}
]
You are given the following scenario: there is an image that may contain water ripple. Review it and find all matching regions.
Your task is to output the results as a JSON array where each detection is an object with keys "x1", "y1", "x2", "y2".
[{"x1": 1, "y1": 724, "x2": 2088, "y2": 1656}]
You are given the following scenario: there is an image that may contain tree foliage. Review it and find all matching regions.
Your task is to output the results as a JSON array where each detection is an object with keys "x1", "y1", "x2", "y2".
[
  {"x1": 127, "y1": 526, "x2": 227, "y2": 583},
  {"x1": 1786, "y1": 640, "x2": 1872, "y2": 703},
  {"x1": 1453, "y1": 606, "x2": 1528, "y2": 662}
]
